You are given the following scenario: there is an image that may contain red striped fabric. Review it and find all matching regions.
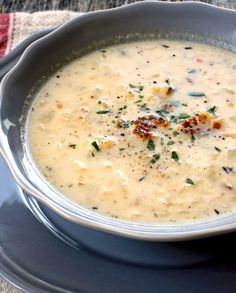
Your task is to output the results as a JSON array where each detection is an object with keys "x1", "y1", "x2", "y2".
[{"x1": 0, "y1": 14, "x2": 10, "y2": 58}]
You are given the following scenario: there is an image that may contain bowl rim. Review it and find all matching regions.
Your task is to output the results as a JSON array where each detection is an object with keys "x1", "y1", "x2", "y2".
[{"x1": 1, "y1": 1, "x2": 236, "y2": 241}]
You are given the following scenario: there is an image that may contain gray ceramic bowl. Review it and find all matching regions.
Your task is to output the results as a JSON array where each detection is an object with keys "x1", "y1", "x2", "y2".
[{"x1": 1, "y1": 1, "x2": 236, "y2": 241}]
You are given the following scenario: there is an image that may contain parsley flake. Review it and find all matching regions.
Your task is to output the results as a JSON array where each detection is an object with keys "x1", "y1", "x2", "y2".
[
  {"x1": 140, "y1": 103, "x2": 150, "y2": 111},
  {"x1": 214, "y1": 146, "x2": 221, "y2": 152},
  {"x1": 139, "y1": 176, "x2": 146, "y2": 182},
  {"x1": 120, "y1": 121, "x2": 131, "y2": 129},
  {"x1": 188, "y1": 91, "x2": 206, "y2": 97},
  {"x1": 188, "y1": 69, "x2": 197, "y2": 74},
  {"x1": 171, "y1": 151, "x2": 179, "y2": 162},
  {"x1": 96, "y1": 110, "x2": 110, "y2": 114},
  {"x1": 147, "y1": 139, "x2": 155, "y2": 151},
  {"x1": 178, "y1": 113, "x2": 191, "y2": 120},
  {"x1": 173, "y1": 130, "x2": 179, "y2": 137},
  {"x1": 222, "y1": 166, "x2": 234, "y2": 174},
  {"x1": 170, "y1": 113, "x2": 190, "y2": 123},
  {"x1": 207, "y1": 106, "x2": 216, "y2": 114},
  {"x1": 169, "y1": 100, "x2": 181, "y2": 107},
  {"x1": 191, "y1": 135, "x2": 195, "y2": 143},
  {"x1": 91, "y1": 141, "x2": 100, "y2": 151},
  {"x1": 150, "y1": 154, "x2": 160, "y2": 164},
  {"x1": 167, "y1": 140, "x2": 175, "y2": 145},
  {"x1": 129, "y1": 84, "x2": 144, "y2": 92},
  {"x1": 156, "y1": 109, "x2": 169, "y2": 118},
  {"x1": 186, "y1": 178, "x2": 194, "y2": 185}
]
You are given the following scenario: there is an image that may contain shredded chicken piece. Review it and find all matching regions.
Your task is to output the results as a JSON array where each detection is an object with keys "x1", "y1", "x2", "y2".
[
  {"x1": 211, "y1": 119, "x2": 222, "y2": 129},
  {"x1": 133, "y1": 115, "x2": 169, "y2": 139},
  {"x1": 151, "y1": 85, "x2": 175, "y2": 98},
  {"x1": 180, "y1": 112, "x2": 221, "y2": 135},
  {"x1": 181, "y1": 116, "x2": 199, "y2": 135}
]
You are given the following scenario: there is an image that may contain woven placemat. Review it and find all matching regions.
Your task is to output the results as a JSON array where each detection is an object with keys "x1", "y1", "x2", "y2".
[
  {"x1": 0, "y1": 0, "x2": 236, "y2": 12},
  {"x1": 0, "y1": 282, "x2": 19, "y2": 293}
]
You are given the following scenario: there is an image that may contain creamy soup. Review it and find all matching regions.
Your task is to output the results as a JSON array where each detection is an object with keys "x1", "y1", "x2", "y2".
[{"x1": 29, "y1": 40, "x2": 236, "y2": 224}]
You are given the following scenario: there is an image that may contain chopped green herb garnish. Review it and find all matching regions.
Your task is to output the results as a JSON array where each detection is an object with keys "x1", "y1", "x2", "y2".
[
  {"x1": 186, "y1": 178, "x2": 194, "y2": 185},
  {"x1": 119, "y1": 148, "x2": 125, "y2": 151},
  {"x1": 179, "y1": 113, "x2": 191, "y2": 119},
  {"x1": 222, "y1": 166, "x2": 234, "y2": 174},
  {"x1": 173, "y1": 130, "x2": 179, "y2": 137},
  {"x1": 150, "y1": 154, "x2": 160, "y2": 164},
  {"x1": 165, "y1": 79, "x2": 170, "y2": 85},
  {"x1": 96, "y1": 110, "x2": 110, "y2": 114},
  {"x1": 169, "y1": 100, "x2": 181, "y2": 107},
  {"x1": 129, "y1": 83, "x2": 137, "y2": 88},
  {"x1": 129, "y1": 84, "x2": 144, "y2": 91},
  {"x1": 207, "y1": 106, "x2": 216, "y2": 114},
  {"x1": 140, "y1": 103, "x2": 150, "y2": 111},
  {"x1": 170, "y1": 115, "x2": 177, "y2": 123},
  {"x1": 170, "y1": 113, "x2": 190, "y2": 123},
  {"x1": 156, "y1": 109, "x2": 169, "y2": 118},
  {"x1": 139, "y1": 176, "x2": 146, "y2": 182},
  {"x1": 101, "y1": 49, "x2": 106, "y2": 53},
  {"x1": 123, "y1": 105, "x2": 127, "y2": 109},
  {"x1": 167, "y1": 140, "x2": 175, "y2": 145},
  {"x1": 147, "y1": 139, "x2": 155, "y2": 151},
  {"x1": 188, "y1": 91, "x2": 206, "y2": 97},
  {"x1": 91, "y1": 141, "x2": 100, "y2": 151},
  {"x1": 214, "y1": 146, "x2": 221, "y2": 152},
  {"x1": 97, "y1": 100, "x2": 102, "y2": 104},
  {"x1": 134, "y1": 96, "x2": 144, "y2": 103},
  {"x1": 120, "y1": 120, "x2": 131, "y2": 129},
  {"x1": 182, "y1": 103, "x2": 188, "y2": 107},
  {"x1": 191, "y1": 135, "x2": 195, "y2": 143},
  {"x1": 171, "y1": 151, "x2": 179, "y2": 162},
  {"x1": 188, "y1": 69, "x2": 197, "y2": 74}
]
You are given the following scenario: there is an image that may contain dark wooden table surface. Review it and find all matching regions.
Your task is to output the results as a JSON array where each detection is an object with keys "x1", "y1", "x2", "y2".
[{"x1": 0, "y1": 0, "x2": 236, "y2": 13}]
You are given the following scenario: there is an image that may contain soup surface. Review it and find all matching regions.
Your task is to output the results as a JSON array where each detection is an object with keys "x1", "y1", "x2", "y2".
[{"x1": 29, "y1": 40, "x2": 236, "y2": 224}]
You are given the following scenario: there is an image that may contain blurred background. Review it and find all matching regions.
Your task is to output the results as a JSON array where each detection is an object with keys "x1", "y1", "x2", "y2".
[{"x1": 0, "y1": 0, "x2": 236, "y2": 12}]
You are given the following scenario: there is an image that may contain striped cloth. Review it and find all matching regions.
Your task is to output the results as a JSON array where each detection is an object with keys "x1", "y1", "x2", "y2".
[{"x1": 0, "y1": 11, "x2": 81, "y2": 58}]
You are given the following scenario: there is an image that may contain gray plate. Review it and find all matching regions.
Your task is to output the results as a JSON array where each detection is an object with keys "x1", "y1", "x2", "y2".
[
  {"x1": 3, "y1": 1, "x2": 236, "y2": 241},
  {"x1": 1, "y1": 12, "x2": 236, "y2": 293},
  {"x1": 2, "y1": 153, "x2": 236, "y2": 293}
]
